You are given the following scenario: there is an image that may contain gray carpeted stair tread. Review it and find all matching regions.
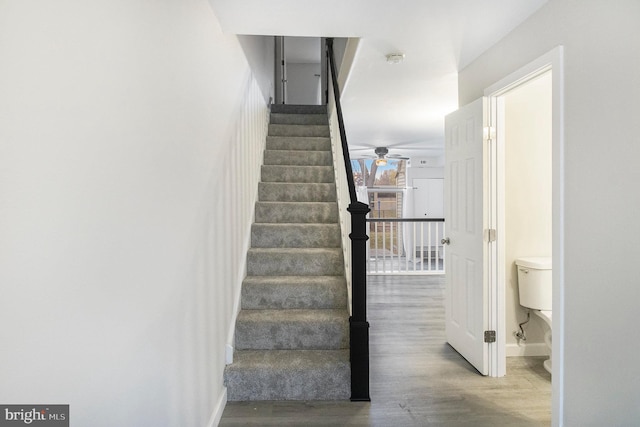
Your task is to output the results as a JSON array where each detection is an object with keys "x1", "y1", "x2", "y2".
[
  {"x1": 258, "y1": 182, "x2": 336, "y2": 202},
  {"x1": 247, "y1": 248, "x2": 344, "y2": 276},
  {"x1": 255, "y1": 202, "x2": 339, "y2": 223},
  {"x1": 266, "y1": 136, "x2": 331, "y2": 151},
  {"x1": 261, "y1": 165, "x2": 334, "y2": 183},
  {"x1": 224, "y1": 349, "x2": 349, "y2": 401},
  {"x1": 241, "y1": 276, "x2": 347, "y2": 309},
  {"x1": 251, "y1": 223, "x2": 341, "y2": 248},
  {"x1": 228, "y1": 349, "x2": 349, "y2": 369},
  {"x1": 263, "y1": 150, "x2": 332, "y2": 166},
  {"x1": 268, "y1": 124, "x2": 330, "y2": 138},
  {"x1": 235, "y1": 309, "x2": 349, "y2": 350}
]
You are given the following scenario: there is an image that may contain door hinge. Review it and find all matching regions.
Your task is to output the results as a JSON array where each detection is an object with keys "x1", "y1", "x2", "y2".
[
  {"x1": 483, "y1": 126, "x2": 495, "y2": 142},
  {"x1": 485, "y1": 228, "x2": 496, "y2": 242},
  {"x1": 484, "y1": 330, "x2": 496, "y2": 343}
]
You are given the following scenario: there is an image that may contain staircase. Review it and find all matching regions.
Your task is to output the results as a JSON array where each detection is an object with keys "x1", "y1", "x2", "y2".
[{"x1": 224, "y1": 104, "x2": 351, "y2": 401}]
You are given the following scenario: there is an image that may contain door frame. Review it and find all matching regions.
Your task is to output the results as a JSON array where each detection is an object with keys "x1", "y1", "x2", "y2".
[
  {"x1": 274, "y1": 36, "x2": 287, "y2": 104},
  {"x1": 483, "y1": 45, "x2": 564, "y2": 389}
]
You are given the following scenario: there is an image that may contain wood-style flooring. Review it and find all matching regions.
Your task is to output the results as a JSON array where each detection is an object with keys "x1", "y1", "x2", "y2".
[{"x1": 219, "y1": 275, "x2": 551, "y2": 426}]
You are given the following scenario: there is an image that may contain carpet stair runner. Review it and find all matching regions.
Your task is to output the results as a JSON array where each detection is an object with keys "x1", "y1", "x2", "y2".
[{"x1": 224, "y1": 104, "x2": 350, "y2": 401}]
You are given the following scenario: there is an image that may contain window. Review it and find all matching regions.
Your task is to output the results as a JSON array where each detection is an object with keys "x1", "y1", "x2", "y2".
[{"x1": 351, "y1": 159, "x2": 406, "y2": 219}]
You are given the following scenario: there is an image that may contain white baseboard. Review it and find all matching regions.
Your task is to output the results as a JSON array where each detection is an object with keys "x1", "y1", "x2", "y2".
[
  {"x1": 207, "y1": 387, "x2": 227, "y2": 427},
  {"x1": 506, "y1": 342, "x2": 550, "y2": 357},
  {"x1": 226, "y1": 344, "x2": 234, "y2": 365}
]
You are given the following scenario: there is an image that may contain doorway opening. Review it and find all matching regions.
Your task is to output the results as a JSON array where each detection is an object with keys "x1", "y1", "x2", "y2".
[
  {"x1": 443, "y1": 47, "x2": 563, "y2": 385},
  {"x1": 484, "y1": 48, "x2": 564, "y2": 422},
  {"x1": 496, "y1": 71, "x2": 552, "y2": 364},
  {"x1": 274, "y1": 36, "x2": 322, "y2": 105}
]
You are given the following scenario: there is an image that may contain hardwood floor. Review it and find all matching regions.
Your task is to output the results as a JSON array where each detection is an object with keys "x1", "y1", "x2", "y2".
[{"x1": 219, "y1": 275, "x2": 551, "y2": 426}]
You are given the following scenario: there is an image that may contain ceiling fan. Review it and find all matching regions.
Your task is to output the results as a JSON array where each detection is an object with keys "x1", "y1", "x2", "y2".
[{"x1": 353, "y1": 147, "x2": 410, "y2": 166}]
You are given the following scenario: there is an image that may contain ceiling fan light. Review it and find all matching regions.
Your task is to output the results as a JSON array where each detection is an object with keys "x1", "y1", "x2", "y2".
[{"x1": 375, "y1": 158, "x2": 387, "y2": 166}]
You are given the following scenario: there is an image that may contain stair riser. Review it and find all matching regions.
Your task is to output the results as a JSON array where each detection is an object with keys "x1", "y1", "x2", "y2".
[
  {"x1": 225, "y1": 370, "x2": 350, "y2": 401},
  {"x1": 270, "y1": 113, "x2": 328, "y2": 125},
  {"x1": 259, "y1": 183, "x2": 336, "y2": 202},
  {"x1": 266, "y1": 136, "x2": 331, "y2": 151},
  {"x1": 268, "y1": 124, "x2": 330, "y2": 138},
  {"x1": 252, "y1": 224, "x2": 341, "y2": 248},
  {"x1": 241, "y1": 278, "x2": 347, "y2": 309},
  {"x1": 271, "y1": 104, "x2": 327, "y2": 114},
  {"x1": 235, "y1": 316, "x2": 348, "y2": 350},
  {"x1": 263, "y1": 150, "x2": 332, "y2": 166},
  {"x1": 224, "y1": 350, "x2": 349, "y2": 401},
  {"x1": 255, "y1": 202, "x2": 339, "y2": 224},
  {"x1": 247, "y1": 250, "x2": 344, "y2": 276},
  {"x1": 261, "y1": 166, "x2": 334, "y2": 183}
]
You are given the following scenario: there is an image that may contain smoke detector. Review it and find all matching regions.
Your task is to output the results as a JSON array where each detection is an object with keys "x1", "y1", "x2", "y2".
[{"x1": 386, "y1": 53, "x2": 405, "y2": 64}]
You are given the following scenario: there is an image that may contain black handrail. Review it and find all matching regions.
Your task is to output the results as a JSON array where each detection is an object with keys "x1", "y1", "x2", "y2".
[
  {"x1": 326, "y1": 38, "x2": 371, "y2": 402},
  {"x1": 326, "y1": 39, "x2": 357, "y2": 204},
  {"x1": 366, "y1": 218, "x2": 446, "y2": 223}
]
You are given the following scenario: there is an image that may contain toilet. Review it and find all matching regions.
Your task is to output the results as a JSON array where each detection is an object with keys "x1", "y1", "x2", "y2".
[{"x1": 515, "y1": 256, "x2": 552, "y2": 374}]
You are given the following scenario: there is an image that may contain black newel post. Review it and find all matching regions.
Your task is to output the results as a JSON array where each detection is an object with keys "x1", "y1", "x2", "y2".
[{"x1": 349, "y1": 200, "x2": 371, "y2": 402}]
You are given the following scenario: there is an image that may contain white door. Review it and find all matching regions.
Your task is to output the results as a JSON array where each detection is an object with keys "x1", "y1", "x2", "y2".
[
  {"x1": 413, "y1": 178, "x2": 444, "y2": 249},
  {"x1": 444, "y1": 98, "x2": 489, "y2": 375},
  {"x1": 413, "y1": 178, "x2": 444, "y2": 218}
]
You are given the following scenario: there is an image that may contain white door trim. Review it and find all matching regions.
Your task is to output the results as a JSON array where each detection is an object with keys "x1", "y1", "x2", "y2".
[{"x1": 483, "y1": 46, "x2": 565, "y2": 413}]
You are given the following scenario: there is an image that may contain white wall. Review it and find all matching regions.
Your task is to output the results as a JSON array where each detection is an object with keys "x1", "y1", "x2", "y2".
[
  {"x1": 238, "y1": 35, "x2": 276, "y2": 103},
  {"x1": 504, "y1": 72, "x2": 552, "y2": 353},
  {"x1": 0, "y1": 1, "x2": 270, "y2": 426},
  {"x1": 459, "y1": 1, "x2": 640, "y2": 425},
  {"x1": 407, "y1": 165, "x2": 445, "y2": 181}
]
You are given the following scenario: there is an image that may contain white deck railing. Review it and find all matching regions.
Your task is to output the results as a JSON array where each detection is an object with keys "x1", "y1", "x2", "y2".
[{"x1": 366, "y1": 219, "x2": 445, "y2": 275}]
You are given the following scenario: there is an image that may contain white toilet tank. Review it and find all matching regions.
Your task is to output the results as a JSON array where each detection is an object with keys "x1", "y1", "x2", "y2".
[{"x1": 516, "y1": 257, "x2": 552, "y2": 311}]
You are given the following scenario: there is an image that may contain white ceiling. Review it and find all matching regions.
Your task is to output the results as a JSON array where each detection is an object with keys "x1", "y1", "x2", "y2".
[{"x1": 210, "y1": 0, "x2": 548, "y2": 160}]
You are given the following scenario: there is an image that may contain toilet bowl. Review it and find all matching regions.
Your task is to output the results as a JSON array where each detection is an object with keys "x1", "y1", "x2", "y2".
[
  {"x1": 533, "y1": 309, "x2": 552, "y2": 373},
  {"x1": 516, "y1": 257, "x2": 552, "y2": 374}
]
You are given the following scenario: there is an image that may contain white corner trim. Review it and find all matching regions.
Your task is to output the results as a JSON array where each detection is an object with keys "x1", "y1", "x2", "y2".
[
  {"x1": 226, "y1": 344, "x2": 234, "y2": 365},
  {"x1": 338, "y1": 37, "x2": 361, "y2": 94},
  {"x1": 207, "y1": 387, "x2": 227, "y2": 427},
  {"x1": 506, "y1": 342, "x2": 550, "y2": 357}
]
